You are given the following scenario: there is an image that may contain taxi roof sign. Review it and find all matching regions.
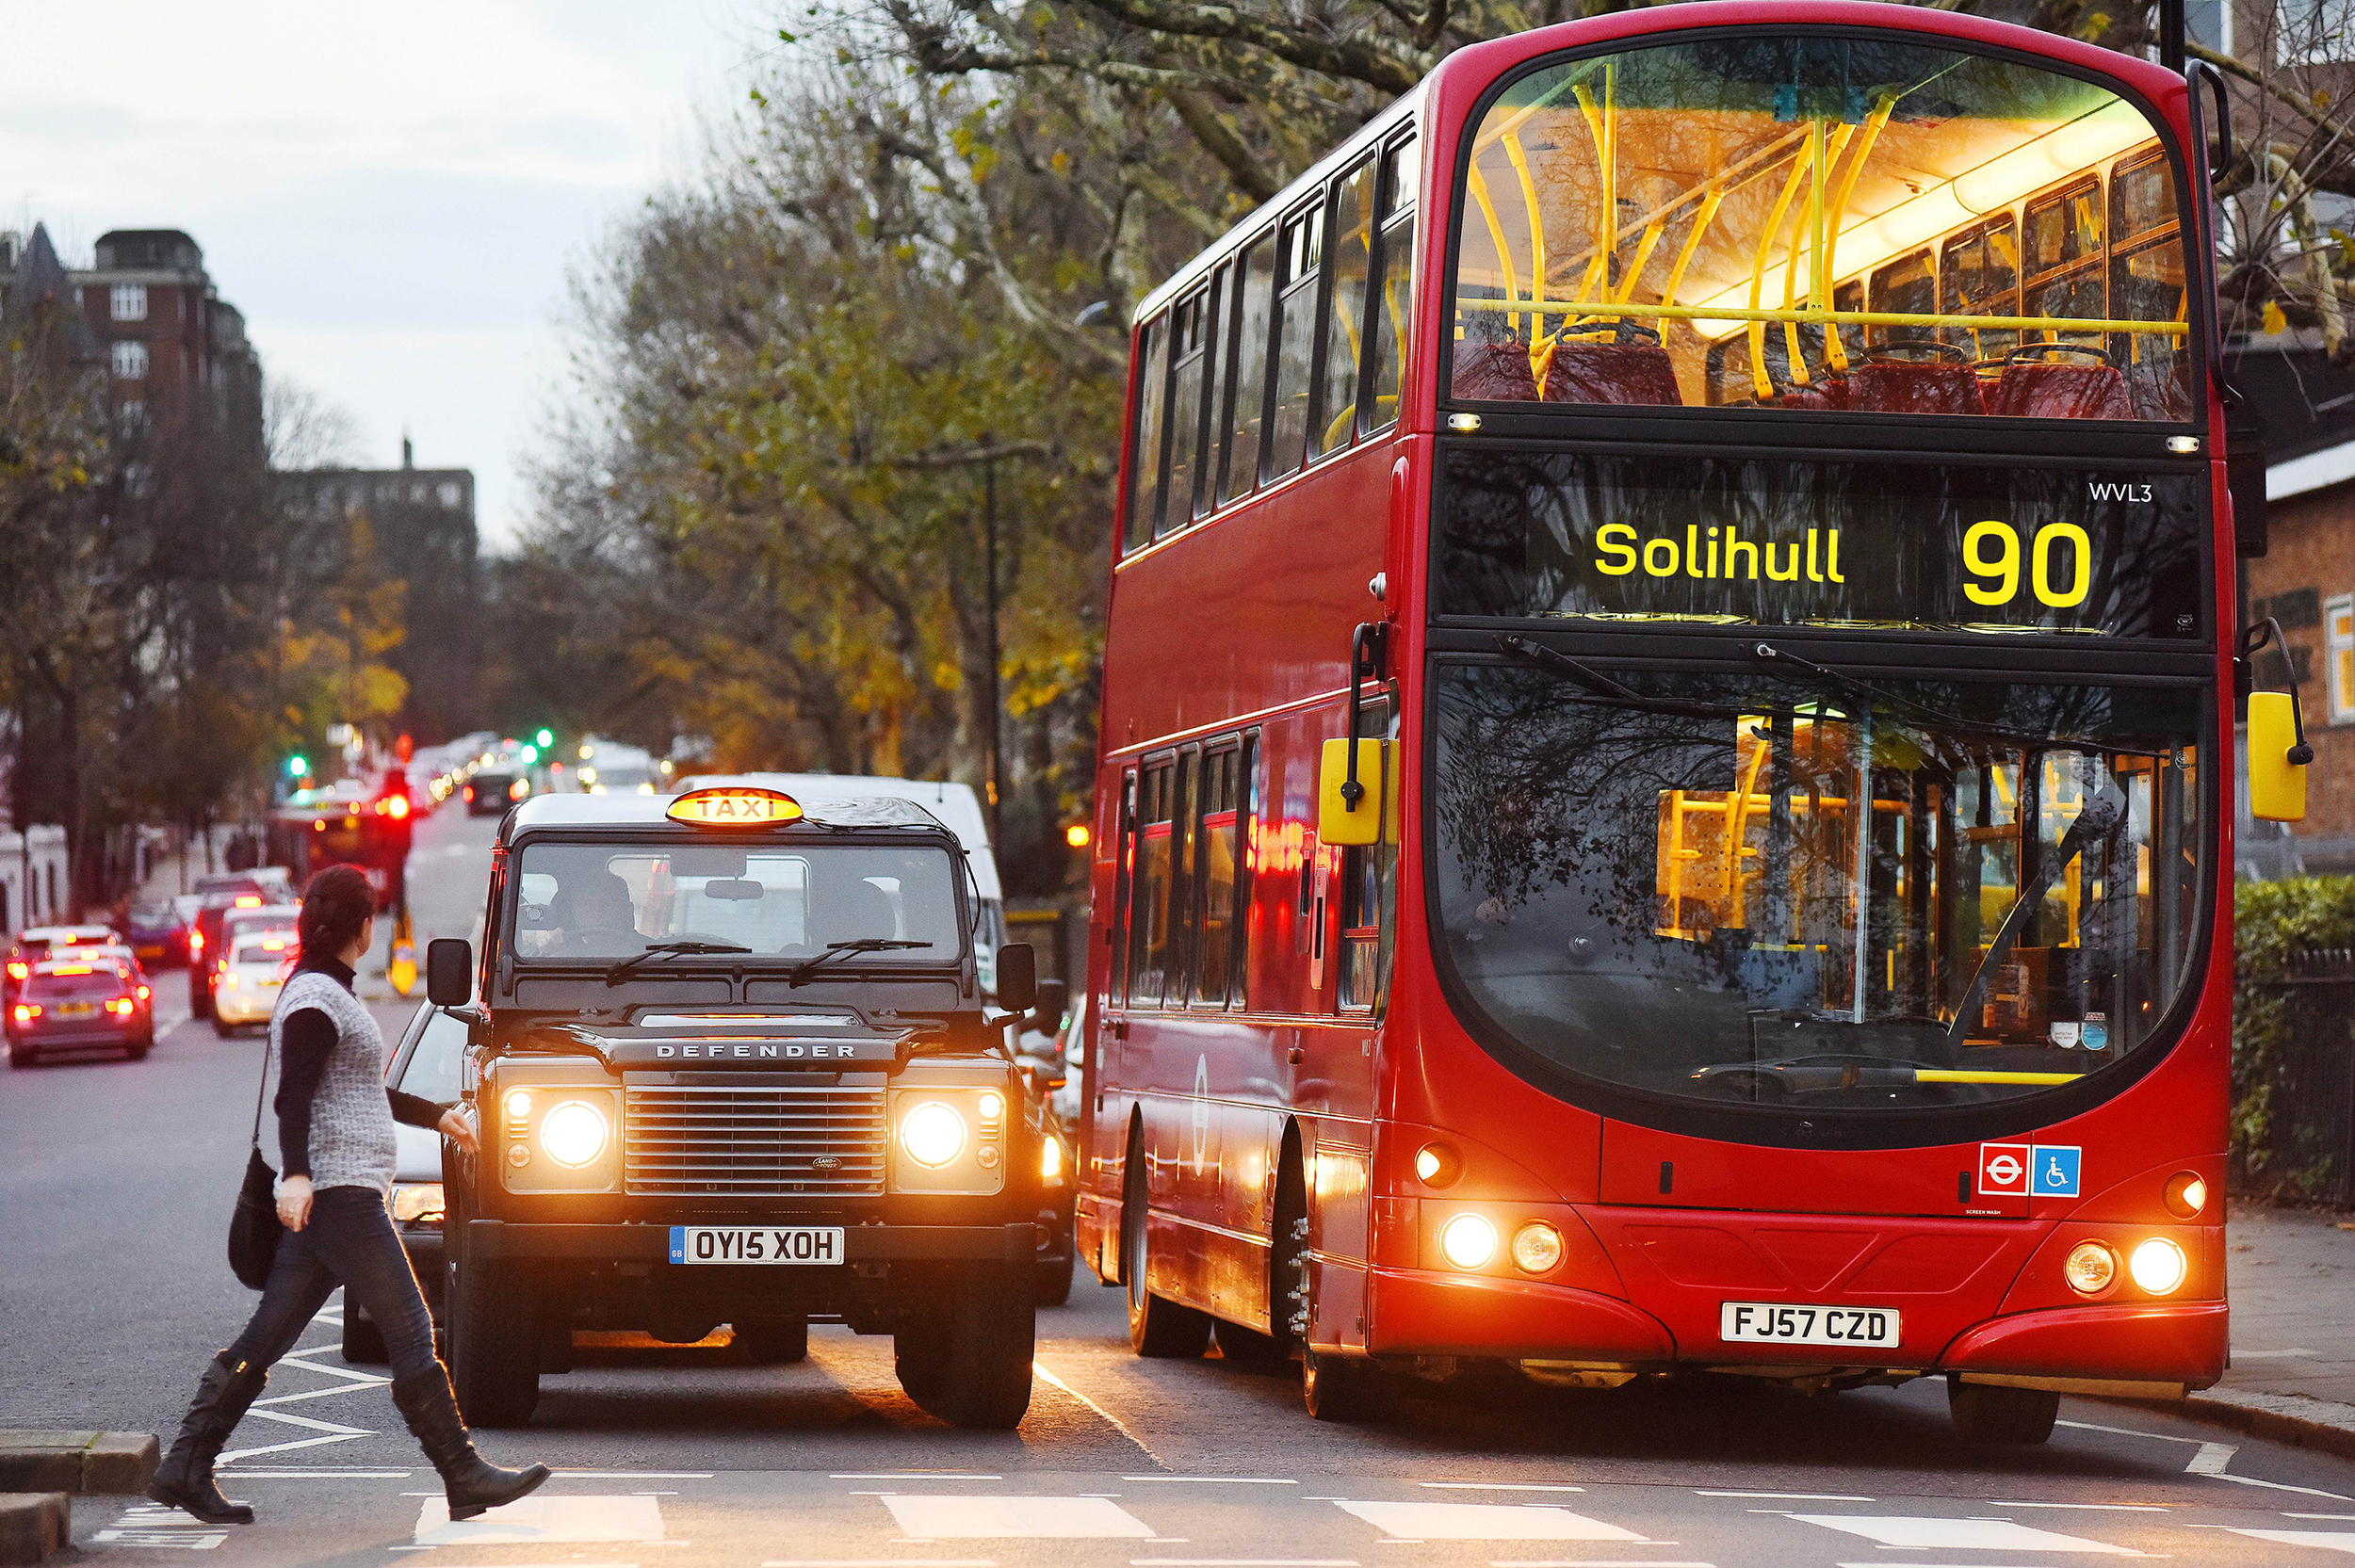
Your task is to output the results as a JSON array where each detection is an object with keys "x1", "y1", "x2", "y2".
[{"x1": 667, "y1": 786, "x2": 803, "y2": 828}]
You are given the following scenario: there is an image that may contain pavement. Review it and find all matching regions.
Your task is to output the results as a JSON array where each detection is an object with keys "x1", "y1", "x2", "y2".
[{"x1": 8, "y1": 800, "x2": 2355, "y2": 1563}]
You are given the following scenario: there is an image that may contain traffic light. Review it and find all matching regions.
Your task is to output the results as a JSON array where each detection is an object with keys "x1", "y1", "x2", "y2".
[
  {"x1": 535, "y1": 728, "x2": 554, "y2": 749},
  {"x1": 520, "y1": 743, "x2": 541, "y2": 765},
  {"x1": 286, "y1": 755, "x2": 309, "y2": 780}
]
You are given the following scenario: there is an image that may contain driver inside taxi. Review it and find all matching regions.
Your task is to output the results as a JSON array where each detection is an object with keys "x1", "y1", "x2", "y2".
[{"x1": 551, "y1": 868, "x2": 642, "y2": 956}]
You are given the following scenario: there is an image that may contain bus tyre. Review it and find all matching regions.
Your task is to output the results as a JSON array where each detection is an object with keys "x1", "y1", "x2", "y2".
[
  {"x1": 1303, "y1": 1347, "x2": 1398, "y2": 1423},
  {"x1": 1947, "y1": 1378, "x2": 2058, "y2": 1445},
  {"x1": 914, "y1": 1268, "x2": 1035, "y2": 1430},
  {"x1": 342, "y1": 1307, "x2": 389, "y2": 1366},
  {"x1": 447, "y1": 1253, "x2": 541, "y2": 1427},
  {"x1": 1124, "y1": 1160, "x2": 1210, "y2": 1357},
  {"x1": 737, "y1": 1318, "x2": 809, "y2": 1365}
]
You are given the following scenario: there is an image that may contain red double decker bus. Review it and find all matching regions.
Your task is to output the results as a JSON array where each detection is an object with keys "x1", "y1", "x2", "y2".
[{"x1": 1075, "y1": 1, "x2": 2312, "y2": 1441}]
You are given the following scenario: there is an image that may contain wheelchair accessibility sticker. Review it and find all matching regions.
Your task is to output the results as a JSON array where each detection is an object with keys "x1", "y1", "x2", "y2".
[{"x1": 1978, "y1": 1142, "x2": 2082, "y2": 1199}]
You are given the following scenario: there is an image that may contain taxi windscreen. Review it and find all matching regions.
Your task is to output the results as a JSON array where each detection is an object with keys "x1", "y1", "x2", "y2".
[{"x1": 511, "y1": 842, "x2": 962, "y2": 962}]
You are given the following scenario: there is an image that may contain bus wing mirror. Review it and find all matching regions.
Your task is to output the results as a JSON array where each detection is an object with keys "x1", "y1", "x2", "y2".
[
  {"x1": 996, "y1": 942, "x2": 1036, "y2": 1014},
  {"x1": 2248, "y1": 691, "x2": 2311, "y2": 822},
  {"x1": 1319, "y1": 737, "x2": 1385, "y2": 846},
  {"x1": 426, "y1": 938, "x2": 474, "y2": 1006}
]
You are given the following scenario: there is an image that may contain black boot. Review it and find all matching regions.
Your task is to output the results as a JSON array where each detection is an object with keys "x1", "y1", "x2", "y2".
[
  {"x1": 147, "y1": 1352, "x2": 267, "y2": 1525},
  {"x1": 390, "y1": 1367, "x2": 549, "y2": 1522}
]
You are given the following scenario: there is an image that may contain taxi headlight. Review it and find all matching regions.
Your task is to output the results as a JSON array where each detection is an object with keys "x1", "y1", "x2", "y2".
[
  {"x1": 2064, "y1": 1239, "x2": 2118, "y2": 1297},
  {"x1": 2129, "y1": 1237, "x2": 2187, "y2": 1296},
  {"x1": 538, "y1": 1101, "x2": 609, "y2": 1168},
  {"x1": 390, "y1": 1182, "x2": 446, "y2": 1224},
  {"x1": 899, "y1": 1102, "x2": 967, "y2": 1169},
  {"x1": 1439, "y1": 1212, "x2": 1499, "y2": 1270}
]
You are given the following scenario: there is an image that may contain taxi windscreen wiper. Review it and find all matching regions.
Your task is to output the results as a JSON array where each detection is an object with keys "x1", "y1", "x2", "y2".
[
  {"x1": 788, "y1": 938, "x2": 933, "y2": 988},
  {"x1": 604, "y1": 939, "x2": 752, "y2": 987}
]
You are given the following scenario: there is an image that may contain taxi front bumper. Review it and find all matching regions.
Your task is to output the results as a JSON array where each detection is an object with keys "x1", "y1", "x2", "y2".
[{"x1": 463, "y1": 1220, "x2": 1041, "y2": 1264}]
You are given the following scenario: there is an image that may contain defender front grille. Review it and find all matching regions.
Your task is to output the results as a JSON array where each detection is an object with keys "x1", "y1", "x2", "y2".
[{"x1": 624, "y1": 1082, "x2": 885, "y2": 1198}]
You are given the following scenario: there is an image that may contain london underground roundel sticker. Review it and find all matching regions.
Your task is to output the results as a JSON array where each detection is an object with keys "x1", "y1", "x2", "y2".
[{"x1": 1979, "y1": 1143, "x2": 2031, "y2": 1198}]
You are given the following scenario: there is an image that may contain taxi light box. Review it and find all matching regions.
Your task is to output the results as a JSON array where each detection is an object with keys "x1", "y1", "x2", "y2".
[{"x1": 667, "y1": 787, "x2": 804, "y2": 827}]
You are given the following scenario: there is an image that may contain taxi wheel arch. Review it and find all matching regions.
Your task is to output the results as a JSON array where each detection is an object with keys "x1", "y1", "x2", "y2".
[
  {"x1": 1124, "y1": 1119, "x2": 1210, "y2": 1358},
  {"x1": 447, "y1": 1248, "x2": 541, "y2": 1427}
]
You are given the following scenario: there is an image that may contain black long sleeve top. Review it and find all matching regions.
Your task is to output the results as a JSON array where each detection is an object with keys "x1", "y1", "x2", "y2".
[{"x1": 274, "y1": 954, "x2": 450, "y2": 1179}]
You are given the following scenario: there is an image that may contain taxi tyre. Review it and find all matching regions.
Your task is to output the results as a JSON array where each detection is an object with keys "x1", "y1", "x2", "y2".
[
  {"x1": 448, "y1": 1252, "x2": 542, "y2": 1427},
  {"x1": 1124, "y1": 1151, "x2": 1210, "y2": 1358},
  {"x1": 1946, "y1": 1378, "x2": 2060, "y2": 1445},
  {"x1": 905, "y1": 1265, "x2": 1034, "y2": 1430},
  {"x1": 212, "y1": 1016, "x2": 236, "y2": 1040},
  {"x1": 1035, "y1": 1249, "x2": 1075, "y2": 1306},
  {"x1": 736, "y1": 1318, "x2": 809, "y2": 1365}
]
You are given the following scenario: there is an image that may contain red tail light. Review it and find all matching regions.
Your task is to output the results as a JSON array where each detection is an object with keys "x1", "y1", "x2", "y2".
[
  {"x1": 187, "y1": 932, "x2": 203, "y2": 957},
  {"x1": 6, "y1": 962, "x2": 25, "y2": 981},
  {"x1": 12, "y1": 1004, "x2": 38, "y2": 1023},
  {"x1": 234, "y1": 895, "x2": 262, "y2": 908},
  {"x1": 107, "y1": 998, "x2": 135, "y2": 1016},
  {"x1": 463, "y1": 785, "x2": 475, "y2": 802}
]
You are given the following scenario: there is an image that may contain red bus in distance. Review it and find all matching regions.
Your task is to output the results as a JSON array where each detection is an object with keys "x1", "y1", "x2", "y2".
[{"x1": 1076, "y1": 0, "x2": 2310, "y2": 1441}]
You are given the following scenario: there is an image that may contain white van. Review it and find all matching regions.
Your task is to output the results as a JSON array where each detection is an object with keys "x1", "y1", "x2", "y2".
[{"x1": 670, "y1": 773, "x2": 1008, "y2": 992}]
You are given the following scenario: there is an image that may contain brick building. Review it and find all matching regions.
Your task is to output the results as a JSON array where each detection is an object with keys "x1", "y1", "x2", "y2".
[
  {"x1": 68, "y1": 228, "x2": 261, "y2": 445},
  {"x1": 2239, "y1": 347, "x2": 2355, "y2": 874}
]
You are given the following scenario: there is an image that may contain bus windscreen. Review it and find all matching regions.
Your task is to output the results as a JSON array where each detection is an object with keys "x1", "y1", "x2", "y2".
[
  {"x1": 1450, "y1": 37, "x2": 2192, "y2": 419},
  {"x1": 1435, "y1": 449, "x2": 2202, "y2": 637},
  {"x1": 1430, "y1": 662, "x2": 2203, "y2": 1112}
]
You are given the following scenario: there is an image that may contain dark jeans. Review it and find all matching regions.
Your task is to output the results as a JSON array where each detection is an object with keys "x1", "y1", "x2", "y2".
[{"x1": 226, "y1": 1185, "x2": 438, "y2": 1382}]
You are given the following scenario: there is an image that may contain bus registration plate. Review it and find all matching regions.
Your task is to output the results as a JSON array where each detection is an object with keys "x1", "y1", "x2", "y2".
[
  {"x1": 1720, "y1": 1301, "x2": 1900, "y2": 1348},
  {"x1": 670, "y1": 1226, "x2": 844, "y2": 1266}
]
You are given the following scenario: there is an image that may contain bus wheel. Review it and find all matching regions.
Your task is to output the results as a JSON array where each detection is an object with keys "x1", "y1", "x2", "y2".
[
  {"x1": 1124, "y1": 1162, "x2": 1210, "y2": 1358},
  {"x1": 1947, "y1": 1378, "x2": 2058, "y2": 1445},
  {"x1": 916, "y1": 1267, "x2": 1035, "y2": 1430},
  {"x1": 1303, "y1": 1347, "x2": 1398, "y2": 1422},
  {"x1": 447, "y1": 1253, "x2": 541, "y2": 1427},
  {"x1": 736, "y1": 1318, "x2": 809, "y2": 1365}
]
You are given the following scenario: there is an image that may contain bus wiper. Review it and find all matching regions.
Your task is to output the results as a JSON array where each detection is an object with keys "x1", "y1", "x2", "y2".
[
  {"x1": 1494, "y1": 635, "x2": 1746, "y2": 720},
  {"x1": 788, "y1": 938, "x2": 933, "y2": 988},
  {"x1": 1749, "y1": 642, "x2": 2167, "y2": 759},
  {"x1": 604, "y1": 940, "x2": 752, "y2": 987}
]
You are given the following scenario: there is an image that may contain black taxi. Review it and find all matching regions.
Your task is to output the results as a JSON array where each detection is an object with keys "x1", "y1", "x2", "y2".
[{"x1": 424, "y1": 785, "x2": 1046, "y2": 1429}]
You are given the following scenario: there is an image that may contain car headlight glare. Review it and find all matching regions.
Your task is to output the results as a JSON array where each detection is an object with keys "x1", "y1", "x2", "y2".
[
  {"x1": 900, "y1": 1101, "x2": 967, "y2": 1168},
  {"x1": 1439, "y1": 1212, "x2": 1499, "y2": 1270},
  {"x1": 1511, "y1": 1221, "x2": 1565, "y2": 1274},
  {"x1": 2130, "y1": 1237, "x2": 2188, "y2": 1296},
  {"x1": 538, "y1": 1100, "x2": 609, "y2": 1168},
  {"x1": 2064, "y1": 1239, "x2": 2117, "y2": 1297}
]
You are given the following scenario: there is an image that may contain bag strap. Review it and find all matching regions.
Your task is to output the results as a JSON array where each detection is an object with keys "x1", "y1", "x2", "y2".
[{"x1": 250, "y1": 1030, "x2": 271, "y2": 1152}]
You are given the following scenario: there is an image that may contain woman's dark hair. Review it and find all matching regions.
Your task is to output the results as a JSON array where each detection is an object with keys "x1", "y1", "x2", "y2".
[{"x1": 299, "y1": 865, "x2": 376, "y2": 959}]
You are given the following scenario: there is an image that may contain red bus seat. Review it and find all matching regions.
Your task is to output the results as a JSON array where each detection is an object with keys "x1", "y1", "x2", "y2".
[
  {"x1": 1453, "y1": 342, "x2": 1539, "y2": 401},
  {"x1": 1985, "y1": 360, "x2": 2132, "y2": 420},
  {"x1": 1846, "y1": 361, "x2": 1985, "y2": 415},
  {"x1": 1778, "y1": 378, "x2": 1848, "y2": 411},
  {"x1": 1542, "y1": 343, "x2": 1681, "y2": 405}
]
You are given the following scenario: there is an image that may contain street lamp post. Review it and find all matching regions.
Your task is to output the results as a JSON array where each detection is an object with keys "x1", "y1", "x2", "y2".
[{"x1": 980, "y1": 433, "x2": 1004, "y2": 850}]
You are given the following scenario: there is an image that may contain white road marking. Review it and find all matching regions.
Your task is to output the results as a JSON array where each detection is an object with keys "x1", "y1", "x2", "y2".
[
  {"x1": 767, "y1": 1561, "x2": 999, "y2": 1566},
  {"x1": 556, "y1": 1471, "x2": 716, "y2": 1479},
  {"x1": 2290, "y1": 1514, "x2": 2355, "y2": 1521},
  {"x1": 1697, "y1": 1491, "x2": 1870, "y2": 1501},
  {"x1": 2233, "y1": 1349, "x2": 2317, "y2": 1358},
  {"x1": 223, "y1": 1469, "x2": 412, "y2": 1479},
  {"x1": 1131, "y1": 1560, "x2": 1361, "y2": 1566},
  {"x1": 1494, "y1": 1562, "x2": 1714, "y2": 1568},
  {"x1": 96, "y1": 1503, "x2": 229, "y2": 1550},
  {"x1": 1338, "y1": 1503, "x2": 1647, "y2": 1543},
  {"x1": 2187, "y1": 1441, "x2": 2353, "y2": 1500},
  {"x1": 413, "y1": 1495, "x2": 666, "y2": 1545},
  {"x1": 2058, "y1": 1419, "x2": 2209, "y2": 1445},
  {"x1": 2222, "y1": 1531, "x2": 2355, "y2": 1555},
  {"x1": 882, "y1": 1495, "x2": 1157, "y2": 1539},
  {"x1": 1123, "y1": 1476, "x2": 1297, "y2": 1484},
  {"x1": 1424, "y1": 1483, "x2": 1586, "y2": 1494},
  {"x1": 1031, "y1": 1362, "x2": 1164, "y2": 1466},
  {"x1": 1788, "y1": 1515, "x2": 2141, "y2": 1554},
  {"x1": 215, "y1": 1430, "x2": 372, "y2": 1463},
  {"x1": 1985, "y1": 1501, "x2": 2172, "y2": 1511},
  {"x1": 833, "y1": 1474, "x2": 1004, "y2": 1480}
]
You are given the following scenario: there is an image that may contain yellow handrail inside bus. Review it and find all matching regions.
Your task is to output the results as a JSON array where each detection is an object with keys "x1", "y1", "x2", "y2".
[
  {"x1": 1503, "y1": 129, "x2": 1558, "y2": 382},
  {"x1": 1454, "y1": 297, "x2": 2190, "y2": 337},
  {"x1": 1749, "y1": 134, "x2": 1817, "y2": 400},
  {"x1": 1661, "y1": 188, "x2": 1727, "y2": 309},
  {"x1": 1466, "y1": 165, "x2": 1520, "y2": 333},
  {"x1": 1783, "y1": 120, "x2": 1824, "y2": 386},
  {"x1": 1614, "y1": 219, "x2": 1667, "y2": 305},
  {"x1": 1914, "y1": 1069, "x2": 2085, "y2": 1085},
  {"x1": 1818, "y1": 96, "x2": 1895, "y2": 374}
]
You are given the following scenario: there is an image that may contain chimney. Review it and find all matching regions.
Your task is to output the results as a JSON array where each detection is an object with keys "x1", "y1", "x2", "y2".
[{"x1": 401, "y1": 434, "x2": 414, "y2": 469}]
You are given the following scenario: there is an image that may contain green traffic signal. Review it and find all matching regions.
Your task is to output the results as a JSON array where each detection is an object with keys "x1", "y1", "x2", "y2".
[
  {"x1": 287, "y1": 755, "x2": 310, "y2": 779},
  {"x1": 535, "y1": 728, "x2": 554, "y2": 749},
  {"x1": 520, "y1": 744, "x2": 540, "y2": 765}
]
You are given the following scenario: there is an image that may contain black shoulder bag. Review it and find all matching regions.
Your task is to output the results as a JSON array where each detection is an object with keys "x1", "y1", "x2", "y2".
[{"x1": 228, "y1": 1040, "x2": 282, "y2": 1289}]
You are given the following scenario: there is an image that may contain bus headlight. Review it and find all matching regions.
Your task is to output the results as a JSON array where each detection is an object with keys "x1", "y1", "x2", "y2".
[
  {"x1": 2164, "y1": 1172, "x2": 2208, "y2": 1219},
  {"x1": 1414, "y1": 1142, "x2": 1462, "y2": 1188},
  {"x1": 2129, "y1": 1237, "x2": 2187, "y2": 1296},
  {"x1": 2064, "y1": 1240, "x2": 2118, "y2": 1296},
  {"x1": 539, "y1": 1101, "x2": 609, "y2": 1168},
  {"x1": 899, "y1": 1102, "x2": 967, "y2": 1168},
  {"x1": 1511, "y1": 1221, "x2": 1565, "y2": 1275},
  {"x1": 1440, "y1": 1213, "x2": 1499, "y2": 1270}
]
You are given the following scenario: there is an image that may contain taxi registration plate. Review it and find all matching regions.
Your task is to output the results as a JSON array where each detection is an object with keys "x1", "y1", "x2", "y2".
[
  {"x1": 1720, "y1": 1301, "x2": 1901, "y2": 1348},
  {"x1": 669, "y1": 1225, "x2": 844, "y2": 1266},
  {"x1": 54, "y1": 1002, "x2": 96, "y2": 1019}
]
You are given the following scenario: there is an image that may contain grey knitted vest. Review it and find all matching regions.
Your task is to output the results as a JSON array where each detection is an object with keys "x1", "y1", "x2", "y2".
[{"x1": 268, "y1": 969, "x2": 396, "y2": 1195}]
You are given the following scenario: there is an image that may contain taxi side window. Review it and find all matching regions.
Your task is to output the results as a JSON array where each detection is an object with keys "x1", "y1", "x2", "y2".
[{"x1": 396, "y1": 1008, "x2": 470, "y2": 1101}]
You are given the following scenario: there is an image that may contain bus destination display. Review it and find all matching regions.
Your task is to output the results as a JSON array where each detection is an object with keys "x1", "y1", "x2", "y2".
[{"x1": 1437, "y1": 449, "x2": 2203, "y2": 638}]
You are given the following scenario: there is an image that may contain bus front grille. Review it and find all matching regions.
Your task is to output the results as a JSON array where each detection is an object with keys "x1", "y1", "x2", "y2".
[{"x1": 624, "y1": 1083, "x2": 885, "y2": 1198}]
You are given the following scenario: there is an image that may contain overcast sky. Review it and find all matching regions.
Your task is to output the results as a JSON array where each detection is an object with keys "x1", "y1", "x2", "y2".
[{"x1": 3, "y1": 0, "x2": 762, "y2": 548}]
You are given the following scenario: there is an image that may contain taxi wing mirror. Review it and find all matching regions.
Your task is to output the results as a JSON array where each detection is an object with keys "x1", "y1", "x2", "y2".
[
  {"x1": 996, "y1": 942, "x2": 1036, "y2": 1014},
  {"x1": 426, "y1": 938, "x2": 474, "y2": 1007}
]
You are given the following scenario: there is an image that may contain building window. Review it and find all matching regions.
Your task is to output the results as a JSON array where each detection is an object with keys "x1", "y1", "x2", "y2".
[
  {"x1": 117, "y1": 401, "x2": 146, "y2": 431},
  {"x1": 437, "y1": 482, "x2": 461, "y2": 508},
  {"x1": 2328, "y1": 593, "x2": 2355, "y2": 723},
  {"x1": 109, "y1": 283, "x2": 147, "y2": 321},
  {"x1": 111, "y1": 340, "x2": 149, "y2": 380}
]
